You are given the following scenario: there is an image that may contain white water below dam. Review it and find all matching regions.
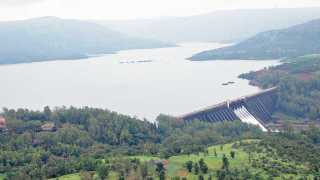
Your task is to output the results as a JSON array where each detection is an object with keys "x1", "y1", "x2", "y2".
[{"x1": 233, "y1": 106, "x2": 268, "y2": 132}]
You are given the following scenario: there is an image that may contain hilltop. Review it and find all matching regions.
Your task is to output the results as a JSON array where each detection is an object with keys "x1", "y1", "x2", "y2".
[
  {"x1": 190, "y1": 19, "x2": 320, "y2": 60},
  {"x1": 99, "y1": 7, "x2": 320, "y2": 43},
  {"x1": 0, "y1": 17, "x2": 172, "y2": 64}
]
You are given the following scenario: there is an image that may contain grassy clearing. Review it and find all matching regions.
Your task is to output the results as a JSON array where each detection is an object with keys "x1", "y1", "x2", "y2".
[
  {"x1": 166, "y1": 141, "x2": 253, "y2": 179},
  {"x1": 0, "y1": 174, "x2": 5, "y2": 180},
  {"x1": 52, "y1": 139, "x2": 311, "y2": 179},
  {"x1": 53, "y1": 141, "x2": 256, "y2": 180},
  {"x1": 49, "y1": 172, "x2": 118, "y2": 180},
  {"x1": 49, "y1": 173, "x2": 81, "y2": 180}
]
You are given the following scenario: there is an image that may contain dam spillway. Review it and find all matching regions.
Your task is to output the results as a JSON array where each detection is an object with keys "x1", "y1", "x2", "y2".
[
  {"x1": 177, "y1": 87, "x2": 278, "y2": 131},
  {"x1": 233, "y1": 106, "x2": 268, "y2": 132}
]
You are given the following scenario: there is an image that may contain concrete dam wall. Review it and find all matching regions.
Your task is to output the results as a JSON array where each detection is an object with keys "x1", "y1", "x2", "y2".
[{"x1": 177, "y1": 87, "x2": 278, "y2": 131}]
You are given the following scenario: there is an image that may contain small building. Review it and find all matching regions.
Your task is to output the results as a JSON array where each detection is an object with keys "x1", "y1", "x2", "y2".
[
  {"x1": 0, "y1": 116, "x2": 6, "y2": 129},
  {"x1": 41, "y1": 122, "x2": 56, "y2": 132},
  {"x1": 0, "y1": 116, "x2": 8, "y2": 133}
]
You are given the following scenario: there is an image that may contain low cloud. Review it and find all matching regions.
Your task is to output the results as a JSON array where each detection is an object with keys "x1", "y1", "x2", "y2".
[{"x1": 0, "y1": 0, "x2": 46, "y2": 6}]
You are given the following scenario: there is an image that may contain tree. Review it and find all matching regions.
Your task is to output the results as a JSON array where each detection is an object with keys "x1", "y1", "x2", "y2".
[
  {"x1": 204, "y1": 149, "x2": 209, "y2": 156},
  {"x1": 199, "y1": 159, "x2": 208, "y2": 174},
  {"x1": 43, "y1": 106, "x2": 52, "y2": 120},
  {"x1": 156, "y1": 162, "x2": 165, "y2": 180},
  {"x1": 159, "y1": 170, "x2": 165, "y2": 180},
  {"x1": 185, "y1": 161, "x2": 193, "y2": 172},
  {"x1": 222, "y1": 155, "x2": 229, "y2": 170},
  {"x1": 194, "y1": 163, "x2": 199, "y2": 175},
  {"x1": 140, "y1": 162, "x2": 148, "y2": 180},
  {"x1": 80, "y1": 157, "x2": 97, "y2": 171},
  {"x1": 216, "y1": 170, "x2": 227, "y2": 180},
  {"x1": 13, "y1": 171, "x2": 31, "y2": 180},
  {"x1": 217, "y1": 169, "x2": 233, "y2": 180},
  {"x1": 230, "y1": 151, "x2": 235, "y2": 159},
  {"x1": 199, "y1": 158, "x2": 205, "y2": 166},
  {"x1": 198, "y1": 175, "x2": 204, "y2": 180},
  {"x1": 97, "y1": 164, "x2": 109, "y2": 180}
]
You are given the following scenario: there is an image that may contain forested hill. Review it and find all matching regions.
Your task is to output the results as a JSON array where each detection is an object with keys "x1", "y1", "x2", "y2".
[
  {"x1": 0, "y1": 17, "x2": 172, "y2": 64},
  {"x1": 1, "y1": 107, "x2": 320, "y2": 179},
  {"x1": 0, "y1": 107, "x2": 261, "y2": 179},
  {"x1": 239, "y1": 54, "x2": 320, "y2": 121},
  {"x1": 190, "y1": 19, "x2": 320, "y2": 61}
]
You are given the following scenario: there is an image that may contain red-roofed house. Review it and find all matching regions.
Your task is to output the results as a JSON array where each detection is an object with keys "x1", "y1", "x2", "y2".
[{"x1": 0, "y1": 116, "x2": 6, "y2": 129}]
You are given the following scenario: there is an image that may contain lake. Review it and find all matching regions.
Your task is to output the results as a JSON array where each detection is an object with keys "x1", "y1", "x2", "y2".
[{"x1": 0, "y1": 43, "x2": 278, "y2": 121}]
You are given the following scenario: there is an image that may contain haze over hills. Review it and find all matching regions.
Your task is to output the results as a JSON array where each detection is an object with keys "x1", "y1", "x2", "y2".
[
  {"x1": 0, "y1": 17, "x2": 172, "y2": 64},
  {"x1": 98, "y1": 7, "x2": 320, "y2": 43},
  {"x1": 190, "y1": 19, "x2": 320, "y2": 61}
]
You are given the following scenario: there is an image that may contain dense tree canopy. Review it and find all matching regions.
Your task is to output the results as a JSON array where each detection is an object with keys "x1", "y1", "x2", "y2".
[
  {"x1": 240, "y1": 54, "x2": 320, "y2": 121},
  {"x1": 0, "y1": 107, "x2": 261, "y2": 179}
]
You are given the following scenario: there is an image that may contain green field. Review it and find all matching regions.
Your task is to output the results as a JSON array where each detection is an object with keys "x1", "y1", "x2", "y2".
[
  {"x1": 0, "y1": 174, "x2": 5, "y2": 180},
  {"x1": 54, "y1": 141, "x2": 258, "y2": 179},
  {"x1": 50, "y1": 173, "x2": 81, "y2": 180},
  {"x1": 2, "y1": 143, "x2": 257, "y2": 180},
  {"x1": 49, "y1": 172, "x2": 118, "y2": 180},
  {"x1": 165, "y1": 141, "x2": 258, "y2": 179},
  {"x1": 53, "y1": 140, "x2": 311, "y2": 179}
]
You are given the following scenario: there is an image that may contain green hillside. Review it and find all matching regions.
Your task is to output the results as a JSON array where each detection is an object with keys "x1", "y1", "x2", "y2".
[
  {"x1": 1, "y1": 107, "x2": 320, "y2": 179},
  {"x1": 52, "y1": 139, "x2": 317, "y2": 179},
  {"x1": 0, "y1": 17, "x2": 172, "y2": 64},
  {"x1": 0, "y1": 107, "x2": 262, "y2": 180},
  {"x1": 239, "y1": 54, "x2": 320, "y2": 121},
  {"x1": 190, "y1": 19, "x2": 320, "y2": 61}
]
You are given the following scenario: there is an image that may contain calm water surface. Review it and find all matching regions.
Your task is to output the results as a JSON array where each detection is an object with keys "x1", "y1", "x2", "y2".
[{"x1": 0, "y1": 43, "x2": 278, "y2": 120}]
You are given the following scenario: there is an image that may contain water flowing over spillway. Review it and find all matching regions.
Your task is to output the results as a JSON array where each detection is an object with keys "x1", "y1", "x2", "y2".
[
  {"x1": 178, "y1": 87, "x2": 278, "y2": 132},
  {"x1": 233, "y1": 106, "x2": 268, "y2": 132}
]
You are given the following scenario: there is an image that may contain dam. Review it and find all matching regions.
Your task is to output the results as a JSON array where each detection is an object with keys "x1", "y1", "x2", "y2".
[{"x1": 177, "y1": 87, "x2": 278, "y2": 131}]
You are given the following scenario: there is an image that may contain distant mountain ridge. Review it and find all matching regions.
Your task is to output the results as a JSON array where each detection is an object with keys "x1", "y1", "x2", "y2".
[
  {"x1": 99, "y1": 7, "x2": 320, "y2": 43},
  {"x1": 0, "y1": 17, "x2": 172, "y2": 64},
  {"x1": 190, "y1": 19, "x2": 320, "y2": 60}
]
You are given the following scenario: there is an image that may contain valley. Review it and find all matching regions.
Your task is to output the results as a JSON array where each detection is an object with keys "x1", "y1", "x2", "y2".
[
  {"x1": 0, "y1": 43, "x2": 277, "y2": 120},
  {"x1": 1, "y1": 4, "x2": 320, "y2": 179}
]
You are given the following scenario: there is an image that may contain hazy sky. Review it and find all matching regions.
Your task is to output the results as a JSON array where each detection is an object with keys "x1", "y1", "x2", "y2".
[{"x1": 1, "y1": 0, "x2": 320, "y2": 21}]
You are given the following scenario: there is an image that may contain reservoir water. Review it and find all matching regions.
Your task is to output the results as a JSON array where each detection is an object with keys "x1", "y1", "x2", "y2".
[{"x1": 0, "y1": 43, "x2": 278, "y2": 120}]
